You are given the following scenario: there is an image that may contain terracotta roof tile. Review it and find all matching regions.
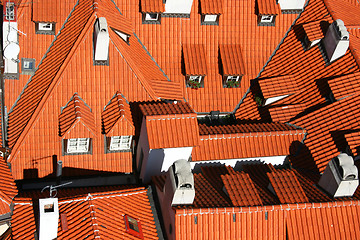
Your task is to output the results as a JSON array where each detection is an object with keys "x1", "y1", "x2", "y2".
[
  {"x1": 145, "y1": 113, "x2": 199, "y2": 149},
  {"x1": 0, "y1": 157, "x2": 17, "y2": 199},
  {"x1": 199, "y1": 0, "x2": 224, "y2": 14},
  {"x1": 259, "y1": 75, "x2": 299, "y2": 99},
  {"x1": 324, "y1": 0, "x2": 360, "y2": 27},
  {"x1": 58, "y1": 93, "x2": 96, "y2": 139},
  {"x1": 222, "y1": 173, "x2": 263, "y2": 207},
  {"x1": 219, "y1": 44, "x2": 246, "y2": 76},
  {"x1": 345, "y1": 131, "x2": 360, "y2": 156},
  {"x1": 141, "y1": 0, "x2": 165, "y2": 13},
  {"x1": 267, "y1": 169, "x2": 309, "y2": 204},
  {"x1": 32, "y1": 0, "x2": 77, "y2": 23},
  {"x1": 102, "y1": 92, "x2": 135, "y2": 137},
  {"x1": 12, "y1": 187, "x2": 159, "y2": 240},
  {"x1": 183, "y1": 44, "x2": 208, "y2": 76},
  {"x1": 328, "y1": 72, "x2": 360, "y2": 100},
  {"x1": 303, "y1": 20, "x2": 327, "y2": 42},
  {"x1": 257, "y1": 0, "x2": 280, "y2": 15},
  {"x1": 140, "y1": 101, "x2": 195, "y2": 116}
]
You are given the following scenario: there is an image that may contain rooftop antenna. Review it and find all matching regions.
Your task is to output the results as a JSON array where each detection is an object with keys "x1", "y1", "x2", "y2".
[{"x1": 41, "y1": 181, "x2": 72, "y2": 198}]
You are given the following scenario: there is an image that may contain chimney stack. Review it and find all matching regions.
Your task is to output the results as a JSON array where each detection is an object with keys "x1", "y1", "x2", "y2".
[
  {"x1": 39, "y1": 198, "x2": 59, "y2": 240},
  {"x1": 94, "y1": 17, "x2": 109, "y2": 64},
  {"x1": 324, "y1": 19, "x2": 349, "y2": 63}
]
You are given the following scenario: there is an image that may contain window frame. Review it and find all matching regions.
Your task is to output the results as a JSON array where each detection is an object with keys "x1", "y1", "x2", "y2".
[
  {"x1": 142, "y1": 12, "x2": 161, "y2": 24},
  {"x1": 124, "y1": 215, "x2": 144, "y2": 239},
  {"x1": 186, "y1": 75, "x2": 204, "y2": 88},
  {"x1": 108, "y1": 135, "x2": 132, "y2": 151},
  {"x1": 21, "y1": 58, "x2": 36, "y2": 75},
  {"x1": 201, "y1": 14, "x2": 219, "y2": 25},
  {"x1": 257, "y1": 15, "x2": 276, "y2": 26},
  {"x1": 63, "y1": 138, "x2": 92, "y2": 155},
  {"x1": 35, "y1": 22, "x2": 56, "y2": 35}
]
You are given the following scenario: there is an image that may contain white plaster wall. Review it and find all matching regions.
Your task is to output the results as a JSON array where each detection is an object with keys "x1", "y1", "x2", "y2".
[
  {"x1": 278, "y1": 0, "x2": 306, "y2": 10},
  {"x1": 164, "y1": 0, "x2": 194, "y2": 14},
  {"x1": 137, "y1": 118, "x2": 150, "y2": 180}
]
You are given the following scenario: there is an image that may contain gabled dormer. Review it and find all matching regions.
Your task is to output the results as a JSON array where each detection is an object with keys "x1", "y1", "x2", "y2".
[
  {"x1": 141, "y1": 0, "x2": 164, "y2": 24},
  {"x1": 256, "y1": 0, "x2": 280, "y2": 26},
  {"x1": 59, "y1": 93, "x2": 96, "y2": 155},
  {"x1": 199, "y1": 0, "x2": 223, "y2": 25},
  {"x1": 219, "y1": 44, "x2": 245, "y2": 88},
  {"x1": 102, "y1": 92, "x2": 135, "y2": 153},
  {"x1": 183, "y1": 44, "x2": 208, "y2": 89}
]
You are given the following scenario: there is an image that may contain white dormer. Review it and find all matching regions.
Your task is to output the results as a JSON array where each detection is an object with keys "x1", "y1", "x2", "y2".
[
  {"x1": 324, "y1": 19, "x2": 349, "y2": 63},
  {"x1": 164, "y1": 0, "x2": 194, "y2": 15},
  {"x1": 39, "y1": 198, "x2": 59, "y2": 240},
  {"x1": 318, "y1": 153, "x2": 359, "y2": 197},
  {"x1": 278, "y1": 0, "x2": 306, "y2": 11},
  {"x1": 94, "y1": 17, "x2": 109, "y2": 64}
]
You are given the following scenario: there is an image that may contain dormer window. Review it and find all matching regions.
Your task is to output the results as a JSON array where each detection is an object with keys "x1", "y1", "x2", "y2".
[
  {"x1": 258, "y1": 15, "x2": 276, "y2": 26},
  {"x1": 143, "y1": 13, "x2": 161, "y2": 24},
  {"x1": 224, "y1": 75, "x2": 242, "y2": 88},
  {"x1": 124, "y1": 215, "x2": 144, "y2": 239},
  {"x1": 187, "y1": 75, "x2": 204, "y2": 89},
  {"x1": 21, "y1": 58, "x2": 36, "y2": 75},
  {"x1": 4, "y1": 2, "x2": 16, "y2": 21},
  {"x1": 65, "y1": 138, "x2": 91, "y2": 154},
  {"x1": 107, "y1": 136, "x2": 132, "y2": 152},
  {"x1": 201, "y1": 14, "x2": 219, "y2": 25},
  {"x1": 35, "y1": 22, "x2": 56, "y2": 35}
]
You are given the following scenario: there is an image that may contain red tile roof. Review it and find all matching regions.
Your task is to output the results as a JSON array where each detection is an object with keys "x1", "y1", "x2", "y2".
[
  {"x1": 0, "y1": 157, "x2": 17, "y2": 216},
  {"x1": 267, "y1": 169, "x2": 309, "y2": 204},
  {"x1": 141, "y1": 0, "x2": 165, "y2": 13},
  {"x1": 102, "y1": 92, "x2": 135, "y2": 137},
  {"x1": 302, "y1": 20, "x2": 326, "y2": 42},
  {"x1": 219, "y1": 44, "x2": 246, "y2": 76},
  {"x1": 259, "y1": 75, "x2": 299, "y2": 99},
  {"x1": 140, "y1": 101, "x2": 195, "y2": 116},
  {"x1": 11, "y1": 187, "x2": 160, "y2": 240},
  {"x1": 257, "y1": 0, "x2": 281, "y2": 15},
  {"x1": 199, "y1": 0, "x2": 224, "y2": 14},
  {"x1": 222, "y1": 173, "x2": 263, "y2": 206},
  {"x1": 328, "y1": 72, "x2": 360, "y2": 100},
  {"x1": 32, "y1": 0, "x2": 73, "y2": 23},
  {"x1": 192, "y1": 123, "x2": 305, "y2": 161},
  {"x1": 58, "y1": 93, "x2": 96, "y2": 139},
  {"x1": 345, "y1": 131, "x2": 360, "y2": 156},
  {"x1": 183, "y1": 44, "x2": 208, "y2": 76}
]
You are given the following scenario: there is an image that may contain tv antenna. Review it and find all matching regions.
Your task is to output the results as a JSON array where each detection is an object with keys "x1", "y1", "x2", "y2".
[{"x1": 41, "y1": 181, "x2": 72, "y2": 198}]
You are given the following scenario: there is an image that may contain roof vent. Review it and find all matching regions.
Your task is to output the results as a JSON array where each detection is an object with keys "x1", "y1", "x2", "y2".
[
  {"x1": 166, "y1": 159, "x2": 195, "y2": 205},
  {"x1": 318, "y1": 153, "x2": 359, "y2": 197},
  {"x1": 94, "y1": 17, "x2": 109, "y2": 64},
  {"x1": 39, "y1": 198, "x2": 59, "y2": 240},
  {"x1": 324, "y1": 19, "x2": 349, "y2": 63}
]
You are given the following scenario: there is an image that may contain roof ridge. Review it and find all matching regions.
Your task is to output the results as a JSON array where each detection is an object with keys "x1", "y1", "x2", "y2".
[
  {"x1": 200, "y1": 129, "x2": 305, "y2": 140},
  {"x1": 87, "y1": 194, "x2": 101, "y2": 239},
  {"x1": 7, "y1": 0, "x2": 96, "y2": 159}
]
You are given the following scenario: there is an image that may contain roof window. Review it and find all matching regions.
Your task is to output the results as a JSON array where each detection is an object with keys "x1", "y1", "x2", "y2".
[
  {"x1": 258, "y1": 15, "x2": 276, "y2": 26},
  {"x1": 219, "y1": 44, "x2": 245, "y2": 88},
  {"x1": 143, "y1": 13, "x2": 161, "y2": 24},
  {"x1": 124, "y1": 215, "x2": 144, "y2": 239},
  {"x1": 187, "y1": 75, "x2": 204, "y2": 89},
  {"x1": 201, "y1": 14, "x2": 219, "y2": 25},
  {"x1": 35, "y1": 22, "x2": 56, "y2": 35},
  {"x1": 183, "y1": 44, "x2": 208, "y2": 89},
  {"x1": 21, "y1": 58, "x2": 35, "y2": 75},
  {"x1": 224, "y1": 75, "x2": 241, "y2": 88},
  {"x1": 107, "y1": 135, "x2": 132, "y2": 152}
]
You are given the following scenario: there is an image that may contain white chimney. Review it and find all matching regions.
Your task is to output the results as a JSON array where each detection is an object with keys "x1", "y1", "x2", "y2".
[
  {"x1": 324, "y1": 19, "x2": 349, "y2": 63},
  {"x1": 165, "y1": 159, "x2": 195, "y2": 205},
  {"x1": 164, "y1": 0, "x2": 194, "y2": 15},
  {"x1": 278, "y1": 0, "x2": 306, "y2": 11},
  {"x1": 39, "y1": 198, "x2": 59, "y2": 240},
  {"x1": 94, "y1": 17, "x2": 109, "y2": 62},
  {"x1": 318, "y1": 153, "x2": 359, "y2": 198},
  {"x1": 2, "y1": 1, "x2": 19, "y2": 77}
]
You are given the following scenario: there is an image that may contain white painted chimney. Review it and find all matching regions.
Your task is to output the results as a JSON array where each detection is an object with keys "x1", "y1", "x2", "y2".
[
  {"x1": 39, "y1": 198, "x2": 59, "y2": 240},
  {"x1": 324, "y1": 19, "x2": 349, "y2": 63},
  {"x1": 164, "y1": 0, "x2": 194, "y2": 15},
  {"x1": 2, "y1": 1, "x2": 19, "y2": 77},
  {"x1": 94, "y1": 17, "x2": 109, "y2": 62},
  {"x1": 278, "y1": 0, "x2": 306, "y2": 11},
  {"x1": 318, "y1": 153, "x2": 359, "y2": 198},
  {"x1": 165, "y1": 159, "x2": 195, "y2": 205}
]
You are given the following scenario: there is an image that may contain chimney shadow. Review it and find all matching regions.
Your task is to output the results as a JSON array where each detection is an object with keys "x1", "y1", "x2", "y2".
[{"x1": 288, "y1": 140, "x2": 320, "y2": 175}]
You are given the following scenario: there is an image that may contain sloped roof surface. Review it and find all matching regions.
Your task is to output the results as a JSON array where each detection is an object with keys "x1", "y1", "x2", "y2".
[
  {"x1": 11, "y1": 187, "x2": 159, "y2": 240},
  {"x1": 219, "y1": 44, "x2": 246, "y2": 76},
  {"x1": 259, "y1": 75, "x2": 299, "y2": 99},
  {"x1": 328, "y1": 72, "x2": 360, "y2": 100},
  {"x1": 102, "y1": 92, "x2": 135, "y2": 137},
  {"x1": 32, "y1": 0, "x2": 77, "y2": 23},
  {"x1": 141, "y1": 0, "x2": 165, "y2": 13},
  {"x1": 183, "y1": 44, "x2": 208, "y2": 76},
  {"x1": 58, "y1": 93, "x2": 96, "y2": 138},
  {"x1": 302, "y1": 20, "x2": 326, "y2": 41},
  {"x1": 257, "y1": 0, "x2": 280, "y2": 15},
  {"x1": 140, "y1": 101, "x2": 195, "y2": 116},
  {"x1": 345, "y1": 131, "x2": 360, "y2": 156},
  {"x1": 199, "y1": 0, "x2": 224, "y2": 14}
]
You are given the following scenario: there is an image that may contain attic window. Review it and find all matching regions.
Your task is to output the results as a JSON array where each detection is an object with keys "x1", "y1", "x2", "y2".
[
  {"x1": 5, "y1": 2, "x2": 16, "y2": 21},
  {"x1": 64, "y1": 138, "x2": 91, "y2": 155},
  {"x1": 186, "y1": 75, "x2": 204, "y2": 89},
  {"x1": 224, "y1": 75, "x2": 241, "y2": 88},
  {"x1": 258, "y1": 15, "x2": 276, "y2": 26},
  {"x1": 201, "y1": 14, "x2": 219, "y2": 25},
  {"x1": 107, "y1": 136, "x2": 132, "y2": 151},
  {"x1": 143, "y1": 13, "x2": 161, "y2": 24},
  {"x1": 124, "y1": 215, "x2": 144, "y2": 239},
  {"x1": 21, "y1": 58, "x2": 35, "y2": 75},
  {"x1": 35, "y1": 22, "x2": 56, "y2": 35}
]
